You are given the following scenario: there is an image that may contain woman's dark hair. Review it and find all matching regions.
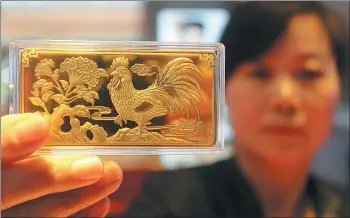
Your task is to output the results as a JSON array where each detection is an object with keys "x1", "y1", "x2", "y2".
[{"x1": 221, "y1": 1, "x2": 347, "y2": 80}]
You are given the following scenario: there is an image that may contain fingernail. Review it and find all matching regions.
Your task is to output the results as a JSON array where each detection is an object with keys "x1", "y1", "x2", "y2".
[
  {"x1": 107, "y1": 161, "x2": 123, "y2": 181},
  {"x1": 14, "y1": 113, "x2": 48, "y2": 142},
  {"x1": 71, "y1": 157, "x2": 103, "y2": 180}
]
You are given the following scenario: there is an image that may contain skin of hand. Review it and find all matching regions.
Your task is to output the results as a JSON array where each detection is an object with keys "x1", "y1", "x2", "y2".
[{"x1": 1, "y1": 113, "x2": 123, "y2": 217}]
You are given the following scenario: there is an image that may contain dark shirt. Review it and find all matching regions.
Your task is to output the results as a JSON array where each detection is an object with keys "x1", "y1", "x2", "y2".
[{"x1": 119, "y1": 157, "x2": 349, "y2": 218}]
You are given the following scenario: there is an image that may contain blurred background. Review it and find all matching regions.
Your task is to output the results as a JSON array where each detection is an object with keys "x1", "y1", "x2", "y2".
[{"x1": 1, "y1": 1, "x2": 349, "y2": 215}]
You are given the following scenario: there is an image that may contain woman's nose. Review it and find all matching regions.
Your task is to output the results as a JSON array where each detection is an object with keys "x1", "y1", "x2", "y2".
[
  {"x1": 275, "y1": 103, "x2": 296, "y2": 116},
  {"x1": 270, "y1": 75, "x2": 302, "y2": 116}
]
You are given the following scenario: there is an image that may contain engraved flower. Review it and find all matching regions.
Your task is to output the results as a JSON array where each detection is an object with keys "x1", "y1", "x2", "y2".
[
  {"x1": 58, "y1": 57, "x2": 108, "y2": 89},
  {"x1": 34, "y1": 59, "x2": 55, "y2": 79}
]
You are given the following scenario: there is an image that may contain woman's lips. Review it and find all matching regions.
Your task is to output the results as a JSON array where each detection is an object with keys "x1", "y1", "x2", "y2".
[
  {"x1": 260, "y1": 114, "x2": 306, "y2": 135},
  {"x1": 262, "y1": 125, "x2": 304, "y2": 135}
]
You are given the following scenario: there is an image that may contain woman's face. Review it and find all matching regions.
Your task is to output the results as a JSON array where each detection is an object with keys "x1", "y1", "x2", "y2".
[{"x1": 226, "y1": 13, "x2": 340, "y2": 163}]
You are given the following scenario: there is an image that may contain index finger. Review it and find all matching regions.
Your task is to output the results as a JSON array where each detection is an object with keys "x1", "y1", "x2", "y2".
[{"x1": 1, "y1": 113, "x2": 49, "y2": 164}]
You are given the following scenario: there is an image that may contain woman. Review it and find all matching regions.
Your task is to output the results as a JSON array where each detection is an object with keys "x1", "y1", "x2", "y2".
[
  {"x1": 1, "y1": 1, "x2": 348, "y2": 217},
  {"x1": 121, "y1": 2, "x2": 348, "y2": 217}
]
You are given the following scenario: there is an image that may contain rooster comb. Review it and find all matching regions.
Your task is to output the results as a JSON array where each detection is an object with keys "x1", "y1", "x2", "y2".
[{"x1": 111, "y1": 57, "x2": 129, "y2": 71}]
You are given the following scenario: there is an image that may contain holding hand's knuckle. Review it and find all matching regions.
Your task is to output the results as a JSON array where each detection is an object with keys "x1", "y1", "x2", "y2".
[
  {"x1": 2, "y1": 134, "x2": 20, "y2": 150},
  {"x1": 42, "y1": 190, "x2": 89, "y2": 217},
  {"x1": 26, "y1": 156, "x2": 58, "y2": 189}
]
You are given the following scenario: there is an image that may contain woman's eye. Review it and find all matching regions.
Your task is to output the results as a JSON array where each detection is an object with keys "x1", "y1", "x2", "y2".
[
  {"x1": 252, "y1": 69, "x2": 271, "y2": 79},
  {"x1": 298, "y1": 70, "x2": 322, "y2": 80}
]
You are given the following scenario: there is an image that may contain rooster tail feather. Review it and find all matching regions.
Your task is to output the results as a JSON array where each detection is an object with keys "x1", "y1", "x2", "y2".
[
  {"x1": 175, "y1": 89, "x2": 201, "y2": 120},
  {"x1": 172, "y1": 84, "x2": 202, "y2": 100},
  {"x1": 160, "y1": 59, "x2": 203, "y2": 81},
  {"x1": 173, "y1": 77, "x2": 201, "y2": 94},
  {"x1": 155, "y1": 57, "x2": 203, "y2": 120},
  {"x1": 167, "y1": 65, "x2": 204, "y2": 83},
  {"x1": 161, "y1": 58, "x2": 192, "y2": 75},
  {"x1": 157, "y1": 91, "x2": 174, "y2": 111}
]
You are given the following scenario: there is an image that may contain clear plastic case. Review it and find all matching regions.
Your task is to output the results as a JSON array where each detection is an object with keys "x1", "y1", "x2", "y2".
[{"x1": 9, "y1": 40, "x2": 225, "y2": 155}]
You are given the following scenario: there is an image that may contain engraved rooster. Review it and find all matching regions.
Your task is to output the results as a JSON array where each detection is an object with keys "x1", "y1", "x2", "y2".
[{"x1": 107, "y1": 57, "x2": 203, "y2": 134}]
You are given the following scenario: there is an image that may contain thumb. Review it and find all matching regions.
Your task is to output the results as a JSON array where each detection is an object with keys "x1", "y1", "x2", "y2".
[{"x1": 1, "y1": 113, "x2": 49, "y2": 164}]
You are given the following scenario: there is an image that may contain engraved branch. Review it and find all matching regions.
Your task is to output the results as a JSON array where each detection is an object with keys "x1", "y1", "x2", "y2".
[{"x1": 30, "y1": 57, "x2": 108, "y2": 114}]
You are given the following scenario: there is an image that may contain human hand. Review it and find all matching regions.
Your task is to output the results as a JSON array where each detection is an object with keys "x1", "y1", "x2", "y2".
[{"x1": 1, "y1": 113, "x2": 123, "y2": 217}]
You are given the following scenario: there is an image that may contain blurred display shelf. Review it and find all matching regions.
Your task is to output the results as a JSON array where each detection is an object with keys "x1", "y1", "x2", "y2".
[
  {"x1": 1, "y1": 2, "x2": 146, "y2": 43},
  {"x1": 2, "y1": 1, "x2": 144, "y2": 9}
]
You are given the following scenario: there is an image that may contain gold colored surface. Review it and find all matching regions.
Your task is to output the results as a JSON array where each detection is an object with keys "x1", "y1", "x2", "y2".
[{"x1": 20, "y1": 48, "x2": 217, "y2": 148}]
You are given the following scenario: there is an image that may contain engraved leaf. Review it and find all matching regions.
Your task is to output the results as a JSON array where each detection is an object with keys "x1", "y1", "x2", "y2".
[
  {"x1": 29, "y1": 97, "x2": 44, "y2": 107},
  {"x1": 52, "y1": 94, "x2": 65, "y2": 104},
  {"x1": 33, "y1": 79, "x2": 47, "y2": 89},
  {"x1": 42, "y1": 91, "x2": 55, "y2": 102},
  {"x1": 59, "y1": 80, "x2": 69, "y2": 91},
  {"x1": 83, "y1": 95, "x2": 95, "y2": 106},
  {"x1": 41, "y1": 82, "x2": 54, "y2": 95},
  {"x1": 98, "y1": 68, "x2": 108, "y2": 78},
  {"x1": 73, "y1": 105, "x2": 90, "y2": 118},
  {"x1": 33, "y1": 88, "x2": 40, "y2": 97},
  {"x1": 87, "y1": 91, "x2": 99, "y2": 100},
  {"x1": 82, "y1": 90, "x2": 99, "y2": 105}
]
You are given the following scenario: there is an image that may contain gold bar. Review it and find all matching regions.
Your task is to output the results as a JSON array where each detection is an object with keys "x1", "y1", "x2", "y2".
[{"x1": 9, "y1": 40, "x2": 225, "y2": 155}]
